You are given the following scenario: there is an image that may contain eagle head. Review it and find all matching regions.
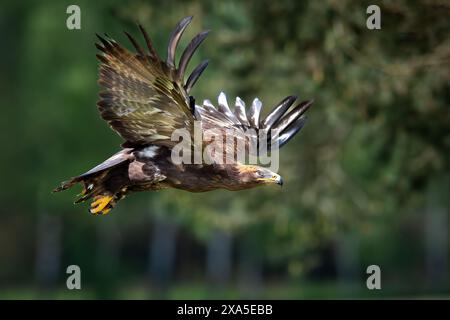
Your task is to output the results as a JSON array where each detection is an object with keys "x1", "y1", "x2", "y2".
[{"x1": 236, "y1": 165, "x2": 283, "y2": 188}]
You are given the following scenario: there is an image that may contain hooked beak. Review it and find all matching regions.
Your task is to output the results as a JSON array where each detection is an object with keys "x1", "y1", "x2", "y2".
[{"x1": 276, "y1": 175, "x2": 284, "y2": 186}]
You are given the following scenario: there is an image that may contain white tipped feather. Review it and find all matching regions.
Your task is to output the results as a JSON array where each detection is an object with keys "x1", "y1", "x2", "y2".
[
  {"x1": 218, "y1": 92, "x2": 229, "y2": 109},
  {"x1": 203, "y1": 99, "x2": 215, "y2": 109},
  {"x1": 248, "y1": 97, "x2": 262, "y2": 128},
  {"x1": 217, "y1": 92, "x2": 239, "y2": 124},
  {"x1": 234, "y1": 96, "x2": 249, "y2": 126},
  {"x1": 235, "y1": 97, "x2": 245, "y2": 109}
]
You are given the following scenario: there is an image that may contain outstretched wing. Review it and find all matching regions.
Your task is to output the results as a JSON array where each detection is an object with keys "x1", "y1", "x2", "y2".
[
  {"x1": 96, "y1": 16, "x2": 209, "y2": 148},
  {"x1": 197, "y1": 92, "x2": 313, "y2": 162}
]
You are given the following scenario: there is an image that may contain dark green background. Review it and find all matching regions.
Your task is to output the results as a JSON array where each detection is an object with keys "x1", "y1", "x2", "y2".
[{"x1": 0, "y1": 0, "x2": 449, "y2": 298}]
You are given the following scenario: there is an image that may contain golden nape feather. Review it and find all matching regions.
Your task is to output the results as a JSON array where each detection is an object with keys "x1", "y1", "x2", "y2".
[{"x1": 54, "y1": 16, "x2": 313, "y2": 215}]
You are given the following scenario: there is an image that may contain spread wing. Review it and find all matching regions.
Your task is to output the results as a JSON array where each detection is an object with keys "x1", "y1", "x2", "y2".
[
  {"x1": 96, "y1": 16, "x2": 313, "y2": 163},
  {"x1": 196, "y1": 92, "x2": 313, "y2": 162},
  {"x1": 96, "y1": 16, "x2": 209, "y2": 148}
]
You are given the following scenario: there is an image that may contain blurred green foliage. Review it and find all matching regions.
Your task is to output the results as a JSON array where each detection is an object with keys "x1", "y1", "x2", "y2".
[{"x1": 0, "y1": 0, "x2": 449, "y2": 298}]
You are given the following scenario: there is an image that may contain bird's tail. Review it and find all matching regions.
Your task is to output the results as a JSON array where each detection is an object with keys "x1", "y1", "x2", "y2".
[
  {"x1": 54, "y1": 170, "x2": 129, "y2": 215},
  {"x1": 53, "y1": 150, "x2": 133, "y2": 214},
  {"x1": 53, "y1": 170, "x2": 126, "y2": 215}
]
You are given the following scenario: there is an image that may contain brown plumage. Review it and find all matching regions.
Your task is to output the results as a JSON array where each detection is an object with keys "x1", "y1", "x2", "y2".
[{"x1": 54, "y1": 16, "x2": 313, "y2": 214}]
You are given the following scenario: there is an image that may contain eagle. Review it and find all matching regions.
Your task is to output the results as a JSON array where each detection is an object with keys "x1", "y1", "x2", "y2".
[{"x1": 54, "y1": 16, "x2": 313, "y2": 215}]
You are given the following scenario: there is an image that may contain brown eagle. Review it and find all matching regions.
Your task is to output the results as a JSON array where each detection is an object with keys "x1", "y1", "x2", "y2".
[{"x1": 54, "y1": 16, "x2": 313, "y2": 214}]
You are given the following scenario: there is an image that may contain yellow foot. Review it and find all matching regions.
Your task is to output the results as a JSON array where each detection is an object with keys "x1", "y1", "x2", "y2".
[{"x1": 90, "y1": 195, "x2": 113, "y2": 215}]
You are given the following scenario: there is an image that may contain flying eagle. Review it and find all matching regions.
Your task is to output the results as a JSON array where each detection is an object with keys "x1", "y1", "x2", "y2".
[{"x1": 54, "y1": 16, "x2": 313, "y2": 214}]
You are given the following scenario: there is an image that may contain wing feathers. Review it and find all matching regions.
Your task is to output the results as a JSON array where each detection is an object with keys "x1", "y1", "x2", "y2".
[
  {"x1": 185, "y1": 59, "x2": 209, "y2": 93},
  {"x1": 95, "y1": 17, "x2": 211, "y2": 147},
  {"x1": 234, "y1": 97, "x2": 250, "y2": 127},
  {"x1": 124, "y1": 31, "x2": 145, "y2": 57},
  {"x1": 218, "y1": 92, "x2": 240, "y2": 124},
  {"x1": 263, "y1": 95, "x2": 297, "y2": 131},
  {"x1": 138, "y1": 24, "x2": 159, "y2": 60},
  {"x1": 277, "y1": 116, "x2": 308, "y2": 148},
  {"x1": 95, "y1": 17, "x2": 312, "y2": 152},
  {"x1": 271, "y1": 100, "x2": 313, "y2": 134},
  {"x1": 177, "y1": 30, "x2": 210, "y2": 81},
  {"x1": 167, "y1": 16, "x2": 193, "y2": 68},
  {"x1": 199, "y1": 93, "x2": 313, "y2": 152},
  {"x1": 248, "y1": 98, "x2": 262, "y2": 128}
]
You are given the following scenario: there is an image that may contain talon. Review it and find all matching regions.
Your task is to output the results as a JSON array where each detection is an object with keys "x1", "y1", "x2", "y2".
[
  {"x1": 99, "y1": 203, "x2": 114, "y2": 215},
  {"x1": 90, "y1": 195, "x2": 113, "y2": 214}
]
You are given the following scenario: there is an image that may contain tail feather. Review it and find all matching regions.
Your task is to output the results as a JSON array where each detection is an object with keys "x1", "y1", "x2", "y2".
[
  {"x1": 53, "y1": 177, "x2": 82, "y2": 193},
  {"x1": 54, "y1": 169, "x2": 127, "y2": 214},
  {"x1": 53, "y1": 150, "x2": 133, "y2": 213}
]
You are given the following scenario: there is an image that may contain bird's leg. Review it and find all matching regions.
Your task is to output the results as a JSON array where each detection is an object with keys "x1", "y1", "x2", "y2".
[{"x1": 90, "y1": 195, "x2": 114, "y2": 215}]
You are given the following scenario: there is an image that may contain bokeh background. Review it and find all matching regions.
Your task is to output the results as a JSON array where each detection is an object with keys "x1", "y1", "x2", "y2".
[{"x1": 0, "y1": 0, "x2": 449, "y2": 299}]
